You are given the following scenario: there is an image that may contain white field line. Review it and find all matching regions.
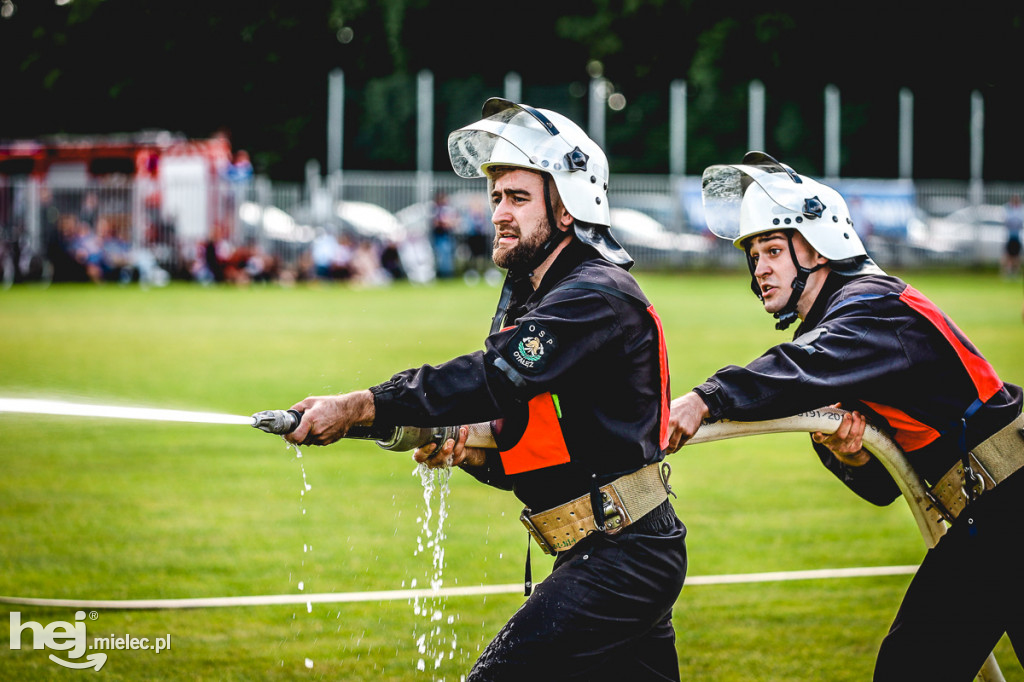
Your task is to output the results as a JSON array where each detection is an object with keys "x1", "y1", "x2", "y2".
[{"x1": 0, "y1": 565, "x2": 918, "y2": 611}]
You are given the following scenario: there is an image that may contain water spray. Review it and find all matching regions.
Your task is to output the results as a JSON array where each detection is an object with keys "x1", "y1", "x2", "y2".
[
  {"x1": 0, "y1": 398, "x2": 253, "y2": 426},
  {"x1": 0, "y1": 397, "x2": 493, "y2": 451},
  {"x1": 250, "y1": 409, "x2": 495, "y2": 451}
]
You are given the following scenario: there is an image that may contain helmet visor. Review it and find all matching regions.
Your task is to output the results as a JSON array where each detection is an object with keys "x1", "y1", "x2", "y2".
[
  {"x1": 448, "y1": 103, "x2": 581, "y2": 179},
  {"x1": 701, "y1": 162, "x2": 810, "y2": 240}
]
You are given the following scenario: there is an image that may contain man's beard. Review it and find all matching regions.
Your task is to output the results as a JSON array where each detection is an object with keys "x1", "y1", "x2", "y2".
[{"x1": 492, "y1": 219, "x2": 555, "y2": 271}]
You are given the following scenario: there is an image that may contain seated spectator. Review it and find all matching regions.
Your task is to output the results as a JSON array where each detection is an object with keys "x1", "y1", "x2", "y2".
[
  {"x1": 350, "y1": 238, "x2": 387, "y2": 287},
  {"x1": 97, "y1": 217, "x2": 135, "y2": 283},
  {"x1": 379, "y1": 239, "x2": 405, "y2": 281},
  {"x1": 69, "y1": 219, "x2": 103, "y2": 283}
]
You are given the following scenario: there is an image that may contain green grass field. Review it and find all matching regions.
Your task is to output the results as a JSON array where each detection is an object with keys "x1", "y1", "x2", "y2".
[{"x1": 1, "y1": 271, "x2": 1022, "y2": 681}]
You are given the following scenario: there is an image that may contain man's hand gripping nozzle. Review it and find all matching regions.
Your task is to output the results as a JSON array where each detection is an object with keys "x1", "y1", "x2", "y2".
[
  {"x1": 250, "y1": 408, "x2": 430, "y2": 450},
  {"x1": 252, "y1": 409, "x2": 302, "y2": 435}
]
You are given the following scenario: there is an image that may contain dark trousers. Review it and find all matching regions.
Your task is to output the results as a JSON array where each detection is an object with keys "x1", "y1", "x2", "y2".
[
  {"x1": 874, "y1": 470, "x2": 1024, "y2": 680},
  {"x1": 467, "y1": 500, "x2": 688, "y2": 681}
]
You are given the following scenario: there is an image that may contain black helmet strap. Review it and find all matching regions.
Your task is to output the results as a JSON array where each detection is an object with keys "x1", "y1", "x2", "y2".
[
  {"x1": 506, "y1": 173, "x2": 570, "y2": 278},
  {"x1": 745, "y1": 230, "x2": 827, "y2": 331}
]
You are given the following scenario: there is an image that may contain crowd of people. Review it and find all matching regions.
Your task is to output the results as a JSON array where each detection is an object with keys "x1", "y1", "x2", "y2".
[
  {"x1": 429, "y1": 190, "x2": 503, "y2": 285},
  {"x1": 23, "y1": 186, "x2": 411, "y2": 288},
  {"x1": 43, "y1": 189, "x2": 142, "y2": 285}
]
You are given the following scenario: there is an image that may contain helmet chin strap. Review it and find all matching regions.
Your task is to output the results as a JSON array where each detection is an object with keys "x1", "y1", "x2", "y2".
[{"x1": 747, "y1": 231, "x2": 826, "y2": 331}]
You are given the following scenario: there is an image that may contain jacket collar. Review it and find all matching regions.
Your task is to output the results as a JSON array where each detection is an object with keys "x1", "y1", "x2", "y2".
[{"x1": 505, "y1": 239, "x2": 597, "y2": 324}]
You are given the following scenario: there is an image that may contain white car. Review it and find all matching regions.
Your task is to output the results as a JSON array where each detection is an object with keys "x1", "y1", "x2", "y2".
[{"x1": 907, "y1": 204, "x2": 1008, "y2": 262}]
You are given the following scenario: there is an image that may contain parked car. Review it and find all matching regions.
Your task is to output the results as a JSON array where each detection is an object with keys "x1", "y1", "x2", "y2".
[{"x1": 906, "y1": 204, "x2": 1007, "y2": 262}]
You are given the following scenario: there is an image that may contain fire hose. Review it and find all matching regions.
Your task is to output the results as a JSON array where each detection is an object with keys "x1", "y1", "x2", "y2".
[{"x1": 252, "y1": 405, "x2": 1003, "y2": 681}]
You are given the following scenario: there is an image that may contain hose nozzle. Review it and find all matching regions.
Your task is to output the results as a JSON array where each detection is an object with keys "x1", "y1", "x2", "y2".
[
  {"x1": 250, "y1": 408, "x2": 488, "y2": 453},
  {"x1": 252, "y1": 409, "x2": 302, "y2": 434}
]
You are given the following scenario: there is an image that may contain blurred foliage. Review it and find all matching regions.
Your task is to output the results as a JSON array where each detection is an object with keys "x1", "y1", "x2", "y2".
[{"x1": 2, "y1": 0, "x2": 1023, "y2": 180}]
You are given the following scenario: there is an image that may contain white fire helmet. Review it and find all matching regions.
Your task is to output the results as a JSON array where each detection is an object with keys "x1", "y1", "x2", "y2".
[
  {"x1": 702, "y1": 151, "x2": 881, "y2": 271},
  {"x1": 448, "y1": 98, "x2": 632, "y2": 267},
  {"x1": 703, "y1": 152, "x2": 884, "y2": 330}
]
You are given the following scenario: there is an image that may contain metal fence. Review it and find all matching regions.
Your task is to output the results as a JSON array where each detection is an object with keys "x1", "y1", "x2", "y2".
[{"x1": 1, "y1": 172, "x2": 1021, "y2": 288}]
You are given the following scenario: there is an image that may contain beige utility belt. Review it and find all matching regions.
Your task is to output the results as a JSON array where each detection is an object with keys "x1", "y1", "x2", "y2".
[
  {"x1": 520, "y1": 462, "x2": 672, "y2": 555},
  {"x1": 927, "y1": 412, "x2": 1024, "y2": 522}
]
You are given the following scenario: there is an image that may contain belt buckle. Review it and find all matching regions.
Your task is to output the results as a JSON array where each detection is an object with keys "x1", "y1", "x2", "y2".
[
  {"x1": 520, "y1": 508, "x2": 557, "y2": 555},
  {"x1": 600, "y1": 491, "x2": 625, "y2": 535},
  {"x1": 963, "y1": 459, "x2": 985, "y2": 502}
]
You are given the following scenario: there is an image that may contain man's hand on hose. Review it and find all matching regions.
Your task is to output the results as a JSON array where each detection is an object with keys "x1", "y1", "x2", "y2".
[
  {"x1": 666, "y1": 391, "x2": 711, "y2": 454},
  {"x1": 413, "y1": 425, "x2": 488, "y2": 469},
  {"x1": 284, "y1": 390, "x2": 375, "y2": 446},
  {"x1": 811, "y1": 403, "x2": 871, "y2": 467}
]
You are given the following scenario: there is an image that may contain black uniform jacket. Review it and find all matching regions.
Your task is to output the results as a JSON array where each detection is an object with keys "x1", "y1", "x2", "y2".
[
  {"x1": 370, "y1": 239, "x2": 670, "y2": 512},
  {"x1": 693, "y1": 271, "x2": 1023, "y2": 505}
]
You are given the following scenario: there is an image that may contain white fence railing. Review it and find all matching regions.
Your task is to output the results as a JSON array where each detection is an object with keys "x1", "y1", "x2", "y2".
[{"x1": 1, "y1": 173, "x2": 1021, "y2": 287}]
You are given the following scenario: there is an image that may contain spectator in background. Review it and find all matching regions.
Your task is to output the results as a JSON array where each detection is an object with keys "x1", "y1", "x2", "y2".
[
  {"x1": 311, "y1": 229, "x2": 354, "y2": 282},
  {"x1": 379, "y1": 239, "x2": 405, "y2": 281},
  {"x1": 312, "y1": 228, "x2": 338, "y2": 281},
  {"x1": 193, "y1": 238, "x2": 220, "y2": 284},
  {"x1": 69, "y1": 219, "x2": 103, "y2": 283},
  {"x1": 1003, "y1": 194, "x2": 1022, "y2": 279},
  {"x1": 430, "y1": 191, "x2": 457, "y2": 279},
  {"x1": 244, "y1": 241, "x2": 275, "y2": 284},
  {"x1": 349, "y1": 238, "x2": 386, "y2": 287},
  {"x1": 224, "y1": 150, "x2": 253, "y2": 183},
  {"x1": 79, "y1": 191, "x2": 99, "y2": 230},
  {"x1": 97, "y1": 217, "x2": 134, "y2": 283},
  {"x1": 462, "y1": 197, "x2": 494, "y2": 285},
  {"x1": 42, "y1": 189, "x2": 78, "y2": 282}
]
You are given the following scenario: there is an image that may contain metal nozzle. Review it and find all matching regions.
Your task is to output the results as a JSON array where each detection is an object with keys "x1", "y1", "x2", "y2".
[
  {"x1": 251, "y1": 409, "x2": 459, "y2": 452},
  {"x1": 252, "y1": 409, "x2": 302, "y2": 434}
]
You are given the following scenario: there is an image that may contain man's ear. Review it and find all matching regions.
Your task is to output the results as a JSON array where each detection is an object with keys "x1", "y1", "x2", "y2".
[{"x1": 558, "y1": 207, "x2": 574, "y2": 232}]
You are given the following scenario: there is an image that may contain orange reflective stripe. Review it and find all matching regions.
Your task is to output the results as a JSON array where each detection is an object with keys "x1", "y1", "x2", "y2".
[
  {"x1": 498, "y1": 393, "x2": 571, "y2": 475},
  {"x1": 861, "y1": 400, "x2": 941, "y2": 452},
  {"x1": 899, "y1": 286, "x2": 1003, "y2": 402},
  {"x1": 647, "y1": 305, "x2": 671, "y2": 450}
]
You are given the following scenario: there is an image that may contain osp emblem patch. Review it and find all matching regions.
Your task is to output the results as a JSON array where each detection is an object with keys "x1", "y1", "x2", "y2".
[{"x1": 507, "y1": 321, "x2": 557, "y2": 373}]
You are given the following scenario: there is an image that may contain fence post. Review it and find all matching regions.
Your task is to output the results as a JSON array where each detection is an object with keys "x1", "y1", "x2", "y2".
[
  {"x1": 824, "y1": 84, "x2": 841, "y2": 180},
  {"x1": 416, "y1": 70, "x2": 434, "y2": 207},
  {"x1": 898, "y1": 88, "x2": 914, "y2": 180},
  {"x1": 669, "y1": 80, "x2": 687, "y2": 178},
  {"x1": 748, "y1": 79, "x2": 765, "y2": 153},
  {"x1": 504, "y1": 71, "x2": 521, "y2": 104},
  {"x1": 26, "y1": 177, "x2": 41, "y2": 257},
  {"x1": 327, "y1": 69, "x2": 344, "y2": 177}
]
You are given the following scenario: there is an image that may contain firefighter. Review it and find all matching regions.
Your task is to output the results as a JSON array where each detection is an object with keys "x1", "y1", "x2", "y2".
[
  {"x1": 668, "y1": 152, "x2": 1024, "y2": 680},
  {"x1": 285, "y1": 99, "x2": 687, "y2": 681}
]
